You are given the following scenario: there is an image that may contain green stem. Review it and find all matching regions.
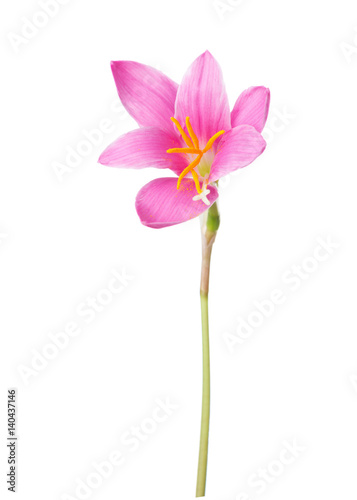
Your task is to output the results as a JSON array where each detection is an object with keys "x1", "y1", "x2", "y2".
[
  {"x1": 196, "y1": 292, "x2": 210, "y2": 497},
  {"x1": 196, "y1": 203, "x2": 219, "y2": 497}
]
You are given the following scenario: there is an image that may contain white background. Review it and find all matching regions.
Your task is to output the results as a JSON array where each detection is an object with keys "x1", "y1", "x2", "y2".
[{"x1": 1, "y1": 0, "x2": 357, "y2": 499}]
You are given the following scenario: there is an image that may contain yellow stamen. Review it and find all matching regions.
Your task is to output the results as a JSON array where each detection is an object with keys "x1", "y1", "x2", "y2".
[
  {"x1": 177, "y1": 153, "x2": 203, "y2": 189},
  {"x1": 186, "y1": 117, "x2": 199, "y2": 149},
  {"x1": 202, "y1": 130, "x2": 225, "y2": 153},
  {"x1": 170, "y1": 117, "x2": 193, "y2": 148},
  {"x1": 167, "y1": 116, "x2": 225, "y2": 198},
  {"x1": 191, "y1": 169, "x2": 202, "y2": 194},
  {"x1": 166, "y1": 147, "x2": 201, "y2": 155}
]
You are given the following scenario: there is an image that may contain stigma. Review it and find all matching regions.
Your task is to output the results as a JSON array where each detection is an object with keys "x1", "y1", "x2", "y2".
[{"x1": 167, "y1": 117, "x2": 224, "y2": 201}]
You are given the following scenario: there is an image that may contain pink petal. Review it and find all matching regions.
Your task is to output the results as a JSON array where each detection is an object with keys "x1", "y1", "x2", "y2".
[
  {"x1": 135, "y1": 177, "x2": 219, "y2": 229},
  {"x1": 209, "y1": 125, "x2": 266, "y2": 182},
  {"x1": 111, "y1": 61, "x2": 178, "y2": 134},
  {"x1": 98, "y1": 127, "x2": 187, "y2": 173},
  {"x1": 231, "y1": 86, "x2": 270, "y2": 132},
  {"x1": 174, "y1": 51, "x2": 231, "y2": 148}
]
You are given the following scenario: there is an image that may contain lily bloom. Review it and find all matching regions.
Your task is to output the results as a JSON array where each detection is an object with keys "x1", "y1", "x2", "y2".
[{"x1": 99, "y1": 51, "x2": 270, "y2": 228}]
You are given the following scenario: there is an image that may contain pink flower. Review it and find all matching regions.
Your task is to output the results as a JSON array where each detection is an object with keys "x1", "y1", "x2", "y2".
[{"x1": 99, "y1": 51, "x2": 270, "y2": 229}]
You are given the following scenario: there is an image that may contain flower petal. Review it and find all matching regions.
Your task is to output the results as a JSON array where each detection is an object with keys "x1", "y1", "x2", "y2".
[
  {"x1": 98, "y1": 127, "x2": 187, "y2": 173},
  {"x1": 231, "y1": 86, "x2": 270, "y2": 132},
  {"x1": 111, "y1": 61, "x2": 178, "y2": 134},
  {"x1": 209, "y1": 125, "x2": 266, "y2": 182},
  {"x1": 135, "y1": 177, "x2": 219, "y2": 228},
  {"x1": 174, "y1": 51, "x2": 231, "y2": 147}
]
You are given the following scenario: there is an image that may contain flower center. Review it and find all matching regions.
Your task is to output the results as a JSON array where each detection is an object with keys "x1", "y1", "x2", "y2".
[{"x1": 167, "y1": 117, "x2": 225, "y2": 203}]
